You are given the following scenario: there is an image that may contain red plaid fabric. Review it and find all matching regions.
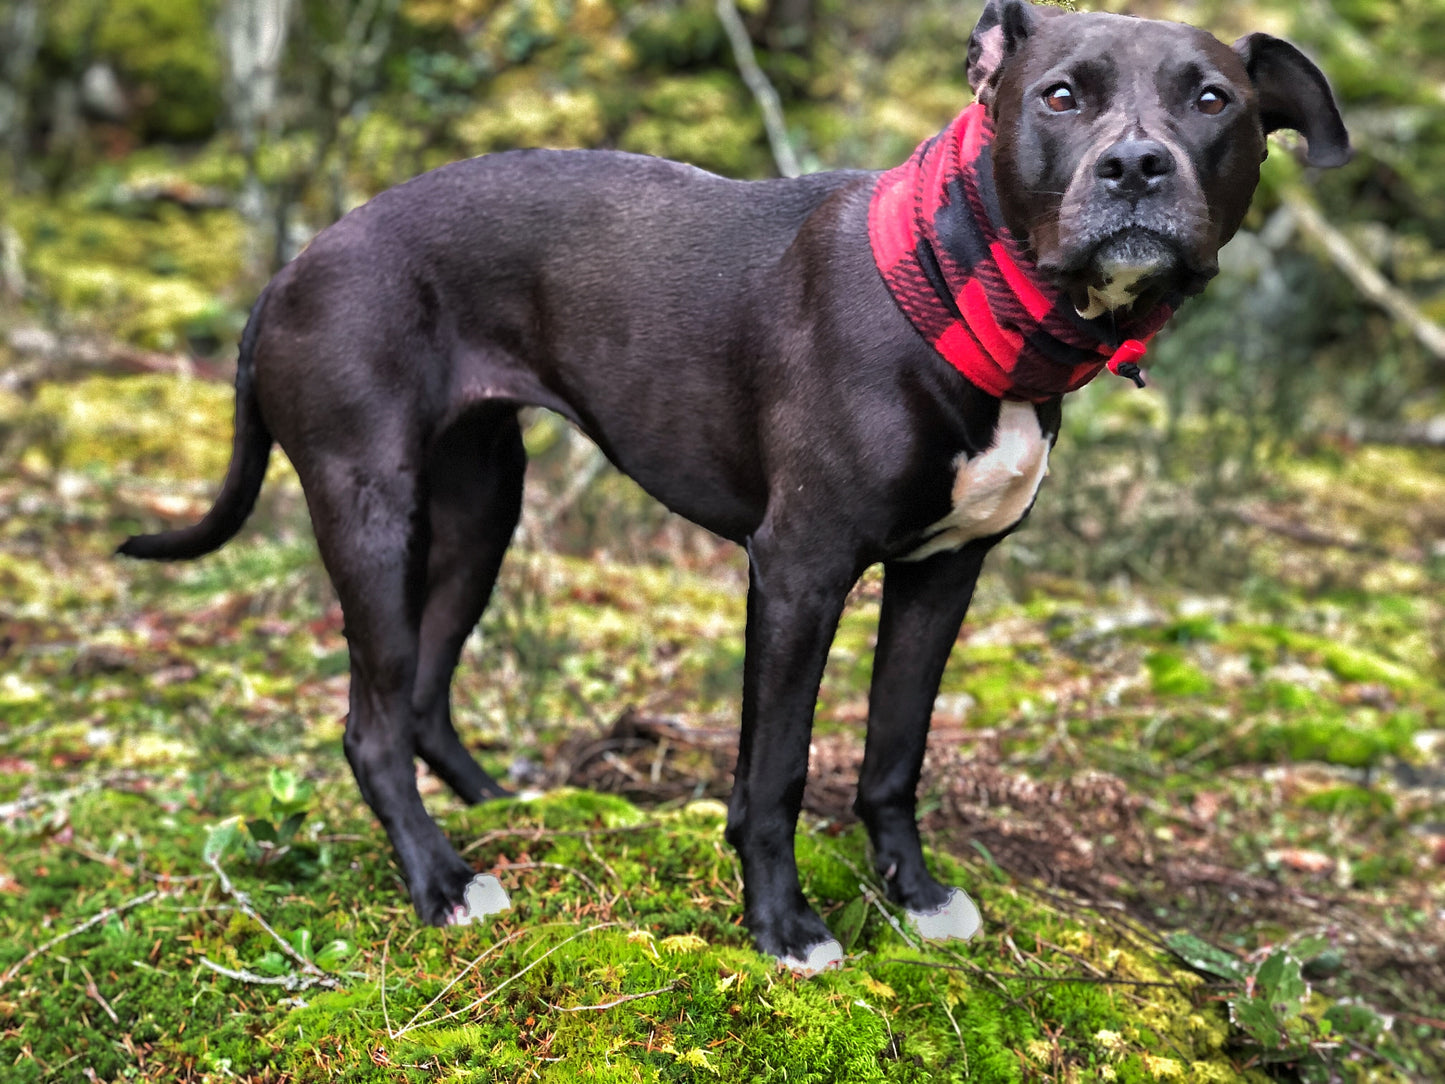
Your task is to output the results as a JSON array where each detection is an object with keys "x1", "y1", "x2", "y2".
[{"x1": 869, "y1": 103, "x2": 1174, "y2": 402}]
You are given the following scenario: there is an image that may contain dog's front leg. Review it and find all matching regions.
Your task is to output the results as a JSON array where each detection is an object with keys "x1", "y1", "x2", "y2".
[
  {"x1": 725, "y1": 526, "x2": 856, "y2": 972},
  {"x1": 855, "y1": 543, "x2": 991, "y2": 941}
]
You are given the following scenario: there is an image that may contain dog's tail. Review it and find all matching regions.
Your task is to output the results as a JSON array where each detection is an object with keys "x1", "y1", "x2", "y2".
[{"x1": 118, "y1": 285, "x2": 275, "y2": 562}]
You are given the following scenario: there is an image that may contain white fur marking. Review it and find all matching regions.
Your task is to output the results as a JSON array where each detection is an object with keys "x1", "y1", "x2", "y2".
[
  {"x1": 778, "y1": 938, "x2": 845, "y2": 976},
  {"x1": 903, "y1": 401, "x2": 1050, "y2": 561},
  {"x1": 448, "y1": 874, "x2": 511, "y2": 926},
  {"x1": 908, "y1": 888, "x2": 982, "y2": 942},
  {"x1": 1076, "y1": 264, "x2": 1151, "y2": 318}
]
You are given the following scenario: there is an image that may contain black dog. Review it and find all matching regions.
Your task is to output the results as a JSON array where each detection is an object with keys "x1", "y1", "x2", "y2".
[{"x1": 121, "y1": 0, "x2": 1348, "y2": 971}]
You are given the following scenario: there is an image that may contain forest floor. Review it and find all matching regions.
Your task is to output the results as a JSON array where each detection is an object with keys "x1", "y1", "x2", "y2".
[{"x1": 2, "y1": 372, "x2": 1444, "y2": 1082}]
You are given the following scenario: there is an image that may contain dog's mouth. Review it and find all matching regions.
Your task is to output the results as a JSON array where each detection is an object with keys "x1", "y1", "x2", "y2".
[{"x1": 1044, "y1": 222, "x2": 1219, "y2": 319}]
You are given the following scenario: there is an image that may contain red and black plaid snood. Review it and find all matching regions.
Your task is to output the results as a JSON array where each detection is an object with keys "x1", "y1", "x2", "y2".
[{"x1": 869, "y1": 103, "x2": 1175, "y2": 402}]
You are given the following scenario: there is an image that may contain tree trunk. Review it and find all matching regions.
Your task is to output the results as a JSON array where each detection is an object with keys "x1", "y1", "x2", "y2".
[
  {"x1": 0, "y1": 0, "x2": 42, "y2": 187},
  {"x1": 217, "y1": 0, "x2": 296, "y2": 274}
]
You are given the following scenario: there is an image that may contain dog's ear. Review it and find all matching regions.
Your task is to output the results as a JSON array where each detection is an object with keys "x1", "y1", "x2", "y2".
[
  {"x1": 1232, "y1": 33, "x2": 1352, "y2": 168},
  {"x1": 967, "y1": 0, "x2": 1038, "y2": 109}
]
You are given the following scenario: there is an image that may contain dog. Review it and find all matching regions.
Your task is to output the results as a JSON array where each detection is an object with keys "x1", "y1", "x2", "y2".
[{"x1": 120, "y1": 0, "x2": 1348, "y2": 972}]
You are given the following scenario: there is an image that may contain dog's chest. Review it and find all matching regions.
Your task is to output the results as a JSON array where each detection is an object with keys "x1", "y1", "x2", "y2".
[{"x1": 903, "y1": 401, "x2": 1051, "y2": 561}]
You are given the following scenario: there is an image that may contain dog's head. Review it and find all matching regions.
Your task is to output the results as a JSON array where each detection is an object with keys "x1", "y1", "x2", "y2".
[{"x1": 968, "y1": 0, "x2": 1351, "y2": 317}]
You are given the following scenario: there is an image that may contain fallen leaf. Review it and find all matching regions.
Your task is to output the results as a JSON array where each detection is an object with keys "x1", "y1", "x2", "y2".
[{"x1": 1270, "y1": 848, "x2": 1335, "y2": 875}]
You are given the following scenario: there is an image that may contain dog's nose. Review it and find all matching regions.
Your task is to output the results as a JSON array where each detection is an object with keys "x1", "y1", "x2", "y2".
[{"x1": 1094, "y1": 139, "x2": 1175, "y2": 198}]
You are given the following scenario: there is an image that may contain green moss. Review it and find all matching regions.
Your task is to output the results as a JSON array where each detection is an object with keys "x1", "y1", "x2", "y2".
[
  {"x1": 1298, "y1": 784, "x2": 1395, "y2": 817},
  {"x1": 628, "y1": 4, "x2": 728, "y2": 70},
  {"x1": 1234, "y1": 624, "x2": 1439, "y2": 706},
  {"x1": 619, "y1": 74, "x2": 767, "y2": 178},
  {"x1": 1243, "y1": 710, "x2": 1419, "y2": 769},
  {"x1": 454, "y1": 74, "x2": 606, "y2": 152},
  {"x1": 46, "y1": 0, "x2": 223, "y2": 140},
  {"x1": 17, "y1": 374, "x2": 237, "y2": 478},
  {"x1": 0, "y1": 786, "x2": 1269, "y2": 1083},
  {"x1": 10, "y1": 186, "x2": 247, "y2": 349},
  {"x1": 1145, "y1": 651, "x2": 1215, "y2": 697}
]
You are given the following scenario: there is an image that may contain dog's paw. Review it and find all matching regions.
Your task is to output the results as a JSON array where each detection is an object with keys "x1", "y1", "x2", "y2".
[
  {"x1": 907, "y1": 887, "x2": 981, "y2": 942},
  {"x1": 777, "y1": 938, "x2": 845, "y2": 977},
  {"x1": 444, "y1": 874, "x2": 512, "y2": 927}
]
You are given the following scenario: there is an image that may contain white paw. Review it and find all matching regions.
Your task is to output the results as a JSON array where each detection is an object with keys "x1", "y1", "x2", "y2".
[
  {"x1": 446, "y1": 874, "x2": 512, "y2": 927},
  {"x1": 907, "y1": 888, "x2": 982, "y2": 942},
  {"x1": 778, "y1": 938, "x2": 845, "y2": 977}
]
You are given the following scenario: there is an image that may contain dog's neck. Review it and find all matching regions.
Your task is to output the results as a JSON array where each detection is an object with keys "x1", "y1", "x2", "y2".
[{"x1": 868, "y1": 103, "x2": 1176, "y2": 402}]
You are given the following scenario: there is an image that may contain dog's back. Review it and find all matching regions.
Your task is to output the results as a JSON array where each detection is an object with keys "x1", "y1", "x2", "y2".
[{"x1": 257, "y1": 150, "x2": 869, "y2": 535}]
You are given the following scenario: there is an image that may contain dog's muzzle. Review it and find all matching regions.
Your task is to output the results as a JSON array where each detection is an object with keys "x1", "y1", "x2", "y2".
[{"x1": 1050, "y1": 135, "x2": 1219, "y2": 305}]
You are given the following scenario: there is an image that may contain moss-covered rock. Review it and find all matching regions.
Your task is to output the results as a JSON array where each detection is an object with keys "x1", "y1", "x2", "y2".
[
  {"x1": 454, "y1": 72, "x2": 607, "y2": 152},
  {"x1": 8, "y1": 180, "x2": 247, "y2": 349},
  {"x1": 618, "y1": 73, "x2": 767, "y2": 177},
  {"x1": 45, "y1": 0, "x2": 223, "y2": 141}
]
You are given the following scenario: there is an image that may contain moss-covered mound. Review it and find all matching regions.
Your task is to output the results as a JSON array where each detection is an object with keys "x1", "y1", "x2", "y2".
[{"x1": 1, "y1": 788, "x2": 1264, "y2": 1083}]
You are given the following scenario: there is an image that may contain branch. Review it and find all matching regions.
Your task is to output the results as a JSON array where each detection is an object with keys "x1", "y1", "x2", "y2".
[
  {"x1": 198, "y1": 956, "x2": 333, "y2": 991},
  {"x1": 716, "y1": 0, "x2": 802, "y2": 178},
  {"x1": 1329, "y1": 417, "x2": 1445, "y2": 449},
  {"x1": 206, "y1": 857, "x2": 337, "y2": 987},
  {"x1": 1281, "y1": 191, "x2": 1445, "y2": 362},
  {"x1": 0, "y1": 889, "x2": 163, "y2": 988},
  {"x1": 1225, "y1": 505, "x2": 1415, "y2": 563},
  {"x1": 549, "y1": 983, "x2": 676, "y2": 1012},
  {"x1": 3, "y1": 325, "x2": 229, "y2": 391}
]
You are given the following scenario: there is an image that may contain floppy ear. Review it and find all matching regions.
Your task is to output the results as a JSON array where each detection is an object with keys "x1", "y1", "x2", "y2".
[
  {"x1": 967, "y1": 0, "x2": 1038, "y2": 109},
  {"x1": 1232, "y1": 33, "x2": 1352, "y2": 168}
]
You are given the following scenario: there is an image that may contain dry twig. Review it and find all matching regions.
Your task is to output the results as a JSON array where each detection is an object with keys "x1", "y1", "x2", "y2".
[
  {"x1": 393, "y1": 928, "x2": 529, "y2": 1038},
  {"x1": 499, "y1": 860, "x2": 603, "y2": 898},
  {"x1": 79, "y1": 964, "x2": 119, "y2": 1023},
  {"x1": 0, "y1": 889, "x2": 164, "y2": 988},
  {"x1": 198, "y1": 956, "x2": 332, "y2": 991},
  {"x1": 395, "y1": 923, "x2": 619, "y2": 1038},
  {"x1": 206, "y1": 857, "x2": 337, "y2": 987},
  {"x1": 549, "y1": 983, "x2": 677, "y2": 1012},
  {"x1": 1282, "y1": 191, "x2": 1445, "y2": 362},
  {"x1": 716, "y1": 0, "x2": 801, "y2": 178}
]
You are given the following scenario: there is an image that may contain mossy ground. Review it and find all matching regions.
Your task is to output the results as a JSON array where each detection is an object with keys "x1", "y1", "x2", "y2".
[
  {"x1": 0, "y1": 787, "x2": 1264, "y2": 1084},
  {"x1": 3, "y1": 370, "x2": 1441, "y2": 1082}
]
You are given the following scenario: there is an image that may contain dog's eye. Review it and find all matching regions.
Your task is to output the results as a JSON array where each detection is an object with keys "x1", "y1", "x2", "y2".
[
  {"x1": 1197, "y1": 88, "x2": 1227, "y2": 115},
  {"x1": 1043, "y1": 84, "x2": 1078, "y2": 113}
]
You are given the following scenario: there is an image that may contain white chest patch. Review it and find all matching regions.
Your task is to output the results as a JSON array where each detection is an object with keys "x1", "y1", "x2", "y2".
[{"x1": 903, "y1": 400, "x2": 1050, "y2": 562}]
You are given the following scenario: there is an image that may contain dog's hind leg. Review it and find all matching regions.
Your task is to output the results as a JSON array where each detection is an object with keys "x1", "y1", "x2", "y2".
[
  {"x1": 301, "y1": 437, "x2": 490, "y2": 925},
  {"x1": 855, "y1": 544, "x2": 990, "y2": 941},
  {"x1": 409, "y1": 408, "x2": 526, "y2": 804}
]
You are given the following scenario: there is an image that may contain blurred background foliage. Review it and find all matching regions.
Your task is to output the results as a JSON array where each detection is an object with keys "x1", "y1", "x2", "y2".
[{"x1": 0, "y1": 0, "x2": 1442, "y2": 588}]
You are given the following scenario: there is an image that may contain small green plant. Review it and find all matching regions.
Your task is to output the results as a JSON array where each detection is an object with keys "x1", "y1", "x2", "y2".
[
  {"x1": 248, "y1": 927, "x2": 355, "y2": 979},
  {"x1": 247, "y1": 767, "x2": 316, "y2": 862},
  {"x1": 1167, "y1": 932, "x2": 1399, "y2": 1080},
  {"x1": 201, "y1": 768, "x2": 323, "y2": 871}
]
